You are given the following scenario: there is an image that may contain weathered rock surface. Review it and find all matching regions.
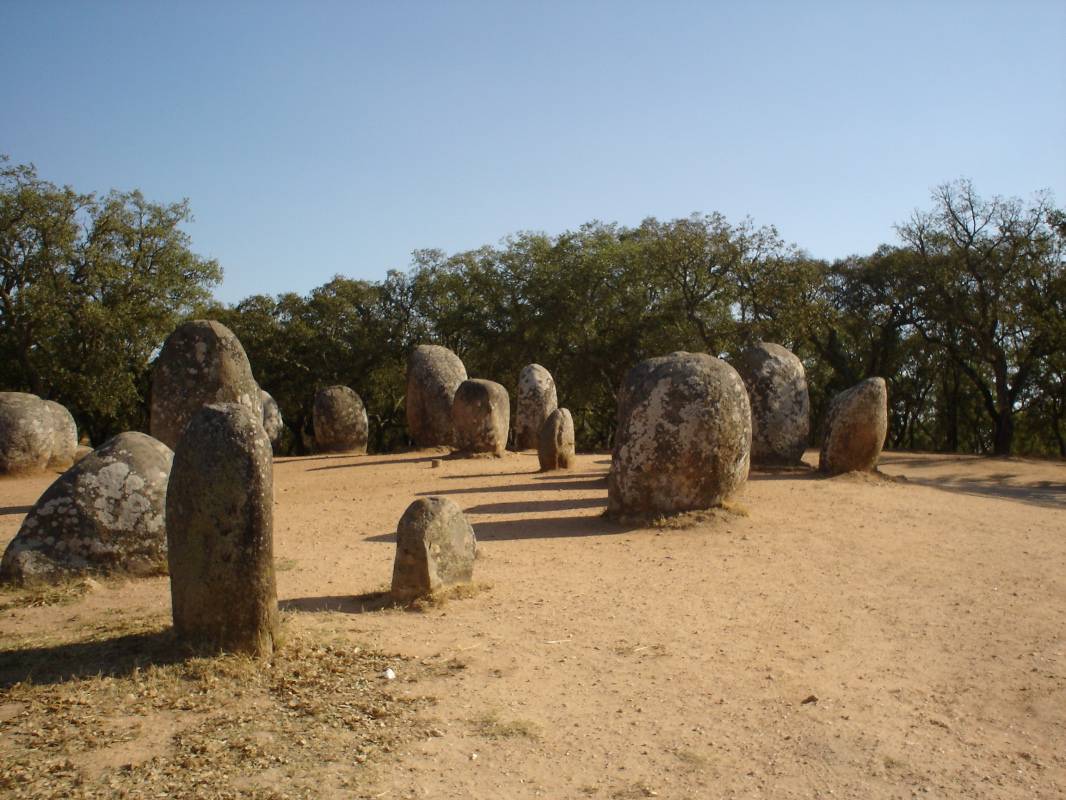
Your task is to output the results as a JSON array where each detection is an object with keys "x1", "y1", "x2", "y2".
[
  {"x1": 515, "y1": 364, "x2": 558, "y2": 450},
  {"x1": 538, "y1": 407, "x2": 575, "y2": 471},
  {"x1": 406, "y1": 345, "x2": 467, "y2": 447},
  {"x1": 261, "y1": 389, "x2": 284, "y2": 449},
  {"x1": 452, "y1": 379, "x2": 510, "y2": 456},
  {"x1": 45, "y1": 400, "x2": 78, "y2": 470},
  {"x1": 735, "y1": 342, "x2": 810, "y2": 466},
  {"x1": 607, "y1": 352, "x2": 751, "y2": 516},
  {"x1": 313, "y1": 386, "x2": 368, "y2": 453},
  {"x1": 167, "y1": 403, "x2": 278, "y2": 657},
  {"x1": 150, "y1": 320, "x2": 262, "y2": 449},
  {"x1": 0, "y1": 392, "x2": 53, "y2": 475},
  {"x1": 0, "y1": 432, "x2": 173, "y2": 585},
  {"x1": 819, "y1": 377, "x2": 888, "y2": 475},
  {"x1": 392, "y1": 496, "x2": 476, "y2": 598}
]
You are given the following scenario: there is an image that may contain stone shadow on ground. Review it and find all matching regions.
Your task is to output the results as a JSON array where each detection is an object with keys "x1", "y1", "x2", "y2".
[
  {"x1": 463, "y1": 497, "x2": 606, "y2": 514},
  {"x1": 280, "y1": 591, "x2": 401, "y2": 615},
  {"x1": 0, "y1": 504, "x2": 33, "y2": 516},
  {"x1": 307, "y1": 456, "x2": 438, "y2": 472},
  {"x1": 419, "y1": 478, "x2": 608, "y2": 496},
  {"x1": 365, "y1": 512, "x2": 631, "y2": 543},
  {"x1": 0, "y1": 628, "x2": 184, "y2": 689}
]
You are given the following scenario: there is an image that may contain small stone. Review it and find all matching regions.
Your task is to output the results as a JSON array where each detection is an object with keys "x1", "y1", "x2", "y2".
[
  {"x1": 312, "y1": 386, "x2": 368, "y2": 453},
  {"x1": 801, "y1": 694, "x2": 818, "y2": 705},
  {"x1": 391, "y1": 496, "x2": 476, "y2": 599},
  {"x1": 383, "y1": 668, "x2": 396, "y2": 681},
  {"x1": 538, "y1": 408, "x2": 575, "y2": 471},
  {"x1": 431, "y1": 459, "x2": 442, "y2": 469},
  {"x1": 167, "y1": 403, "x2": 278, "y2": 657},
  {"x1": 451, "y1": 379, "x2": 509, "y2": 457},
  {"x1": 406, "y1": 345, "x2": 467, "y2": 447}
]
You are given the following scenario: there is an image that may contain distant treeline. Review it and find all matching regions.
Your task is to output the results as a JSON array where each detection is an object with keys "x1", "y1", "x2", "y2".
[{"x1": 3, "y1": 155, "x2": 1064, "y2": 456}]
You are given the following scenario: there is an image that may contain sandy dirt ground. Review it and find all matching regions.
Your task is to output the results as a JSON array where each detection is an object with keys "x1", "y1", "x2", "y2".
[{"x1": 1, "y1": 449, "x2": 1064, "y2": 799}]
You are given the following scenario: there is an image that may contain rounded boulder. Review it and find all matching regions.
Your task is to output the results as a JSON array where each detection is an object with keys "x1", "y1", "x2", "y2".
[
  {"x1": 45, "y1": 400, "x2": 78, "y2": 470},
  {"x1": 0, "y1": 432, "x2": 174, "y2": 585},
  {"x1": 819, "y1": 377, "x2": 888, "y2": 475},
  {"x1": 313, "y1": 386, "x2": 368, "y2": 453},
  {"x1": 538, "y1": 407, "x2": 575, "y2": 471},
  {"x1": 607, "y1": 352, "x2": 751, "y2": 516},
  {"x1": 392, "y1": 496, "x2": 476, "y2": 599},
  {"x1": 452, "y1": 379, "x2": 510, "y2": 456},
  {"x1": 734, "y1": 342, "x2": 810, "y2": 466},
  {"x1": 261, "y1": 389, "x2": 284, "y2": 449},
  {"x1": 515, "y1": 364, "x2": 558, "y2": 450},
  {"x1": 406, "y1": 345, "x2": 467, "y2": 447},
  {"x1": 150, "y1": 320, "x2": 262, "y2": 449},
  {"x1": 0, "y1": 392, "x2": 53, "y2": 475}
]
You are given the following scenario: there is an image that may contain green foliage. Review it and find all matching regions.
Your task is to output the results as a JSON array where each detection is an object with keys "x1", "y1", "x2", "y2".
[{"x1": 0, "y1": 157, "x2": 221, "y2": 442}]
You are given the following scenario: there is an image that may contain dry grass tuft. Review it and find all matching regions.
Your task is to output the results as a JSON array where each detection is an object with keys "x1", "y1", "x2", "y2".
[{"x1": 468, "y1": 710, "x2": 539, "y2": 740}]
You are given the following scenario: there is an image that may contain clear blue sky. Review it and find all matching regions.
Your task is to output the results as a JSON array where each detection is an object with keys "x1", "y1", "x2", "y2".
[{"x1": 4, "y1": 1, "x2": 1064, "y2": 303}]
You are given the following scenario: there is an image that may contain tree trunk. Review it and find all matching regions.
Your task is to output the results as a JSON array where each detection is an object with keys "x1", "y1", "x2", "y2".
[{"x1": 992, "y1": 407, "x2": 1014, "y2": 456}]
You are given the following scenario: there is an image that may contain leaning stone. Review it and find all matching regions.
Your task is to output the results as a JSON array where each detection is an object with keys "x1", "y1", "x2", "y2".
[
  {"x1": 406, "y1": 345, "x2": 467, "y2": 447},
  {"x1": 734, "y1": 342, "x2": 810, "y2": 466},
  {"x1": 261, "y1": 389, "x2": 284, "y2": 449},
  {"x1": 44, "y1": 400, "x2": 78, "y2": 470},
  {"x1": 452, "y1": 379, "x2": 509, "y2": 456},
  {"x1": 0, "y1": 432, "x2": 173, "y2": 585},
  {"x1": 313, "y1": 386, "x2": 368, "y2": 453},
  {"x1": 166, "y1": 403, "x2": 278, "y2": 657},
  {"x1": 538, "y1": 408, "x2": 575, "y2": 471},
  {"x1": 515, "y1": 364, "x2": 558, "y2": 450},
  {"x1": 0, "y1": 392, "x2": 53, "y2": 475},
  {"x1": 607, "y1": 352, "x2": 751, "y2": 517},
  {"x1": 150, "y1": 320, "x2": 262, "y2": 449},
  {"x1": 819, "y1": 377, "x2": 888, "y2": 475},
  {"x1": 391, "y1": 497, "x2": 476, "y2": 599}
]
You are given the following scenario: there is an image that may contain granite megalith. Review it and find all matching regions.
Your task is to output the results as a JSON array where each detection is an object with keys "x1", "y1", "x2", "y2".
[
  {"x1": 0, "y1": 392, "x2": 53, "y2": 475},
  {"x1": 452, "y1": 379, "x2": 510, "y2": 456},
  {"x1": 391, "y1": 496, "x2": 476, "y2": 599},
  {"x1": 261, "y1": 389, "x2": 284, "y2": 449},
  {"x1": 538, "y1": 407, "x2": 575, "y2": 471},
  {"x1": 515, "y1": 364, "x2": 558, "y2": 450},
  {"x1": 0, "y1": 432, "x2": 173, "y2": 585},
  {"x1": 44, "y1": 400, "x2": 78, "y2": 470},
  {"x1": 150, "y1": 320, "x2": 262, "y2": 449},
  {"x1": 313, "y1": 386, "x2": 368, "y2": 453},
  {"x1": 406, "y1": 345, "x2": 467, "y2": 447},
  {"x1": 735, "y1": 342, "x2": 810, "y2": 466},
  {"x1": 166, "y1": 403, "x2": 278, "y2": 657},
  {"x1": 819, "y1": 377, "x2": 888, "y2": 475},
  {"x1": 607, "y1": 352, "x2": 751, "y2": 517}
]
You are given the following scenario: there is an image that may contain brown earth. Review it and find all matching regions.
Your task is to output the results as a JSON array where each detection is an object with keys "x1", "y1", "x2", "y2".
[{"x1": 0, "y1": 449, "x2": 1064, "y2": 799}]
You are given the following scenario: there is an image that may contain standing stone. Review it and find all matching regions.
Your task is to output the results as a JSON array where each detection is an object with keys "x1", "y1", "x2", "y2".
[
  {"x1": 0, "y1": 392, "x2": 53, "y2": 475},
  {"x1": 392, "y1": 496, "x2": 476, "y2": 599},
  {"x1": 538, "y1": 407, "x2": 576, "y2": 471},
  {"x1": 452, "y1": 379, "x2": 510, "y2": 456},
  {"x1": 313, "y1": 386, "x2": 368, "y2": 453},
  {"x1": 515, "y1": 364, "x2": 558, "y2": 450},
  {"x1": 150, "y1": 320, "x2": 262, "y2": 450},
  {"x1": 607, "y1": 352, "x2": 751, "y2": 517},
  {"x1": 819, "y1": 377, "x2": 888, "y2": 475},
  {"x1": 406, "y1": 345, "x2": 467, "y2": 447},
  {"x1": 167, "y1": 403, "x2": 278, "y2": 657},
  {"x1": 0, "y1": 433, "x2": 173, "y2": 585},
  {"x1": 261, "y1": 389, "x2": 284, "y2": 450},
  {"x1": 44, "y1": 400, "x2": 78, "y2": 470},
  {"x1": 734, "y1": 342, "x2": 810, "y2": 466}
]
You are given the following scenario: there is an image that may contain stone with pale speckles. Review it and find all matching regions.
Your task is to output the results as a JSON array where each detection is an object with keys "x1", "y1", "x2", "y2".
[
  {"x1": 392, "y1": 496, "x2": 476, "y2": 599},
  {"x1": 0, "y1": 432, "x2": 173, "y2": 585},
  {"x1": 819, "y1": 377, "x2": 888, "y2": 475},
  {"x1": 515, "y1": 364, "x2": 558, "y2": 450},
  {"x1": 0, "y1": 392, "x2": 53, "y2": 475},
  {"x1": 167, "y1": 402, "x2": 278, "y2": 657},
  {"x1": 406, "y1": 345, "x2": 467, "y2": 447},
  {"x1": 150, "y1": 320, "x2": 262, "y2": 449},
  {"x1": 261, "y1": 389, "x2": 284, "y2": 449},
  {"x1": 734, "y1": 342, "x2": 809, "y2": 466},
  {"x1": 607, "y1": 352, "x2": 751, "y2": 516},
  {"x1": 313, "y1": 386, "x2": 368, "y2": 453},
  {"x1": 538, "y1": 407, "x2": 575, "y2": 471},
  {"x1": 45, "y1": 400, "x2": 78, "y2": 470},
  {"x1": 452, "y1": 379, "x2": 510, "y2": 456}
]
